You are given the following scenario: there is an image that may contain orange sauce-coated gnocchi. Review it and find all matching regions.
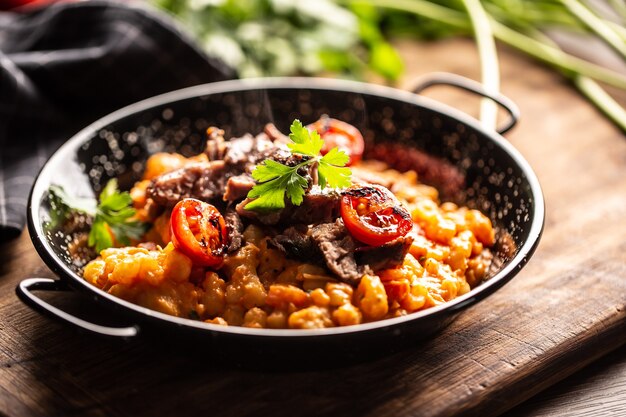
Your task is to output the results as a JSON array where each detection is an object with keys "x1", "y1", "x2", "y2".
[{"x1": 82, "y1": 153, "x2": 495, "y2": 328}]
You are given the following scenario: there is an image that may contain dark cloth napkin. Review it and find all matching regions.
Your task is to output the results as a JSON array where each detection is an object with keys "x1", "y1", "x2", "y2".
[{"x1": 0, "y1": 0, "x2": 233, "y2": 242}]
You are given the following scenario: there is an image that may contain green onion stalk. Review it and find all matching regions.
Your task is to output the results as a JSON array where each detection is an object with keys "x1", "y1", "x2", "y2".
[
  {"x1": 349, "y1": 0, "x2": 626, "y2": 133},
  {"x1": 462, "y1": 0, "x2": 500, "y2": 131}
]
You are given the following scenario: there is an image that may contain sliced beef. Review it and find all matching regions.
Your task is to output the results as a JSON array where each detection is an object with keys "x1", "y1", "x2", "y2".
[
  {"x1": 272, "y1": 220, "x2": 413, "y2": 283},
  {"x1": 236, "y1": 188, "x2": 341, "y2": 226},
  {"x1": 238, "y1": 207, "x2": 282, "y2": 225},
  {"x1": 138, "y1": 241, "x2": 158, "y2": 251},
  {"x1": 310, "y1": 220, "x2": 366, "y2": 284},
  {"x1": 224, "y1": 208, "x2": 244, "y2": 253},
  {"x1": 146, "y1": 161, "x2": 228, "y2": 208},
  {"x1": 264, "y1": 123, "x2": 290, "y2": 145},
  {"x1": 205, "y1": 124, "x2": 312, "y2": 171},
  {"x1": 224, "y1": 133, "x2": 275, "y2": 169},
  {"x1": 205, "y1": 127, "x2": 277, "y2": 172},
  {"x1": 271, "y1": 225, "x2": 321, "y2": 260},
  {"x1": 355, "y1": 235, "x2": 414, "y2": 271},
  {"x1": 285, "y1": 190, "x2": 340, "y2": 224},
  {"x1": 223, "y1": 174, "x2": 255, "y2": 201}
]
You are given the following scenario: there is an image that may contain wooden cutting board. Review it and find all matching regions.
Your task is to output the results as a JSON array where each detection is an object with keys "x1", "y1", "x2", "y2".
[{"x1": 1, "y1": 39, "x2": 625, "y2": 417}]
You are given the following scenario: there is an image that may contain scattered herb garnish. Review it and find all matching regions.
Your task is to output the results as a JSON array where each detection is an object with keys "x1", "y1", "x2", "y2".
[
  {"x1": 48, "y1": 179, "x2": 147, "y2": 252},
  {"x1": 245, "y1": 119, "x2": 352, "y2": 212}
]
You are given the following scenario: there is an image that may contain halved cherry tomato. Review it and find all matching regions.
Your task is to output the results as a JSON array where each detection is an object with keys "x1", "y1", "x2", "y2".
[
  {"x1": 309, "y1": 117, "x2": 364, "y2": 166},
  {"x1": 170, "y1": 198, "x2": 227, "y2": 267},
  {"x1": 340, "y1": 185, "x2": 412, "y2": 247}
]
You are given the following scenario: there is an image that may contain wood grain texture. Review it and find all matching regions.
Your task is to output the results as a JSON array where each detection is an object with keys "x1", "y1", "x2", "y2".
[
  {"x1": 1, "y1": 38, "x2": 625, "y2": 417},
  {"x1": 509, "y1": 345, "x2": 626, "y2": 416}
]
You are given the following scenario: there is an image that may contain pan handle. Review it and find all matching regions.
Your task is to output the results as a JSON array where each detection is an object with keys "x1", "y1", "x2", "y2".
[
  {"x1": 412, "y1": 72, "x2": 520, "y2": 135},
  {"x1": 16, "y1": 278, "x2": 139, "y2": 338}
]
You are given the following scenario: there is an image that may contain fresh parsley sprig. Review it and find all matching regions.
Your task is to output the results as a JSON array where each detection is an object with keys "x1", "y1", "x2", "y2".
[
  {"x1": 48, "y1": 179, "x2": 147, "y2": 252},
  {"x1": 89, "y1": 179, "x2": 147, "y2": 252},
  {"x1": 245, "y1": 119, "x2": 352, "y2": 212},
  {"x1": 48, "y1": 185, "x2": 97, "y2": 228}
]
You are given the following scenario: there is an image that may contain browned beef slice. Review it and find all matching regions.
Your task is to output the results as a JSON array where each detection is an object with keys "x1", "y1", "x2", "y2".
[
  {"x1": 264, "y1": 123, "x2": 290, "y2": 145},
  {"x1": 205, "y1": 128, "x2": 277, "y2": 171},
  {"x1": 224, "y1": 134, "x2": 275, "y2": 168},
  {"x1": 223, "y1": 174, "x2": 256, "y2": 202},
  {"x1": 310, "y1": 220, "x2": 366, "y2": 284},
  {"x1": 235, "y1": 189, "x2": 341, "y2": 226},
  {"x1": 146, "y1": 161, "x2": 228, "y2": 207},
  {"x1": 355, "y1": 235, "x2": 414, "y2": 271},
  {"x1": 273, "y1": 220, "x2": 413, "y2": 283},
  {"x1": 282, "y1": 190, "x2": 340, "y2": 224},
  {"x1": 271, "y1": 225, "x2": 321, "y2": 260},
  {"x1": 204, "y1": 127, "x2": 308, "y2": 191},
  {"x1": 224, "y1": 208, "x2": 244, "y2": 253}
]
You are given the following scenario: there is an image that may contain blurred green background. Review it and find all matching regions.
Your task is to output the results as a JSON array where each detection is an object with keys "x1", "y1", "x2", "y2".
[{"x1": 151, "y1": 0, "x2": 626, "y2": 132}]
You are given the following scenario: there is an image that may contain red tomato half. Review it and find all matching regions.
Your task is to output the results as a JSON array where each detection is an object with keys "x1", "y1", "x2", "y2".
[
  {"x1": 170, "y1": 199, "x2": 228, "y2": 267},
  {"x1": 340, "y1": 185, "x2": 412, "y2": 247},
  {"x1": 1, "y1": 0, "x2": 65, "y2": 11},
  {"x1": 309, "y1": 117, "x2": 364, "y2": 166}
]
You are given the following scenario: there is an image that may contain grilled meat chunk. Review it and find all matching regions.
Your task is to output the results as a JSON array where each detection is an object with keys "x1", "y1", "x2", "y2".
[
  {"x1": 310, "y1": 220, "x2": 367, "y2": 284},
  {"x1": 224, "y1": 208, "x2": 244, "y2": 253},
  {"x1": 271, "y1": 225, "x2": 321, "y2": 260},
  {"x1": 204, "y1": 127, "x2": 228, "y2": 161},
  {"x1": 355, "y1": 236, "x2": 414, "y2": 271},
  {"x1": 205, "y1": 127, "x2": 278, "y2": 172},
  {"x1": 272, "y1": 219, "x2": 413, "y2": 284},
  {"x1": 264, "y1": 122, "x2": 290, "y2": 145},
  {"x1": 223, "y1": 174, "x2": 256, "y2": 202},
  {"x1": 223, "y1": 134, "x2": 275, "y2": 169},
  {"x1": 146, "y1": 161, "x2": 228, "y2": 208}
]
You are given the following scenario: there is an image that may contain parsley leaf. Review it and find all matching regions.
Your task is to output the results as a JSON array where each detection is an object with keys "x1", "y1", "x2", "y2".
[
  {"x1": 88, "y1": 220, "x2": 113, "y2": 252},
  {"x1": 287, "y1": 119, "x2": 324, "y2": 157},
  {"x1": 286, "y1": 172, "x2": 309, "y2": 206},
  {"x1": 48, "y1": 179, "x2": 147, "y2": 252},
  {"x1": 246, "y1": 160, "x2": 309, "y2": 212},
  {"x1": 250, "y1": 159, "x2": 294, "y2": 182},
  {"x1": 90, "y1": 179, "x2": 147, "y2": 251},
  {"x1": 319, "y1": 148, "x2": 352, "y2": 189},
  {"x1": 245, "y1": 119, "x2": 352, "y2": 212},
  {"x1": 245, "y1": 176, "x2": 292, "y2": 212}
]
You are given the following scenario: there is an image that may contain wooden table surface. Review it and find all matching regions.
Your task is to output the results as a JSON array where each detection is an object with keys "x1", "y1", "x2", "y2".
[{"x1": 1, "y1": 38, "x2": 625, "y2": 417}]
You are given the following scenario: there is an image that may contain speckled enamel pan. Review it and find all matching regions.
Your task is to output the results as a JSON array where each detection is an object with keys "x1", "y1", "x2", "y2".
[{"x1": 18, "y1": 75, "x2": 544, "y2": 357}]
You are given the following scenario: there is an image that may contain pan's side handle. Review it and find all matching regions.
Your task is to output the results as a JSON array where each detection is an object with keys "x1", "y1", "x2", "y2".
[
  {"x1": 16, "y1": 278, "x2": 139, "y2": 338},
  {"x1": 412, "y1": 72, "x2": 520, "y2": 135}
]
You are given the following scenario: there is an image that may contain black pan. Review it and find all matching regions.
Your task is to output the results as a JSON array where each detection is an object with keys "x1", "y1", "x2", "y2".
[{"x1": 17, "y1": 75, "x2": 544, "y2": 359}]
